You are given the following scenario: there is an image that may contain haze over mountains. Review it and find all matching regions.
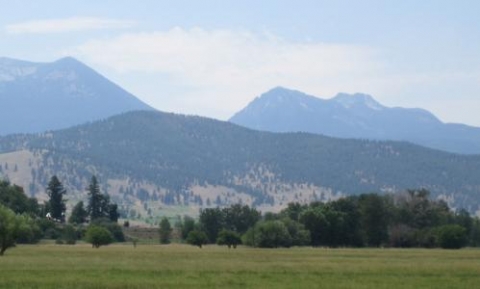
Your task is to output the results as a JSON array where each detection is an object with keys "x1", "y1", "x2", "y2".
[
  {"x1": 1, "y1": 56, "x2": 480, "y2": 216},
  {"x1": 0, "y1": 57, "x2": 153, "y2": 135},
  {"x1": 230, "y1": 87, "x2": 480, "y2": 155}
]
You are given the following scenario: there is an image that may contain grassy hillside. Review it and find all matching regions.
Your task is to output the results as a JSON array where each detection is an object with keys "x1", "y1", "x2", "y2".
[{"x1": 1, "y1": 111, "x2": 480, "y2": 216}]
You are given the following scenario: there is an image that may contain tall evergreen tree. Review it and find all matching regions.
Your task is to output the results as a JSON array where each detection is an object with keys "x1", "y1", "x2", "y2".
[
  {"x1": 86, "y1": 176, "x2": 119, "y2": 223},
  {"x1": 69, "y1": 201, "x2": 88, "y2": 224},
  {"x1": 108, "y1": 203, "x2": 119, "y2": 223},
  {"x1": 87, "y1": 176, "x2": 103, "y2": 220},
  {"x1": 46, "y1": 176, "x2": 66, "y2": 221}
]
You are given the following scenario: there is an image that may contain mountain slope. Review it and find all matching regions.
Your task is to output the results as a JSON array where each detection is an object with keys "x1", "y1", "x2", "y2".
[
  {"x1": 1, "y1": 111, "x2": 479, "y2": 215},
  {"x1": 0, "y1": 56, "x2": 153, "y2": 135},
  {"x1": 229, "y1": 87, "x2": 480, "y2": 154}
]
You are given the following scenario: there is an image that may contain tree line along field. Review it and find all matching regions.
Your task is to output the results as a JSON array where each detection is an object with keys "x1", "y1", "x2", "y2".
[
  {"x1": 1, "y1": 244, "x2": 479, "y2": 289},
  {"x1": 2, "y1": 177, "x2": 480, "y2": 288}
]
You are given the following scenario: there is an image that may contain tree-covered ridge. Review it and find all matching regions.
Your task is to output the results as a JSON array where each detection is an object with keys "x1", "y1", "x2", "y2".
[{"x1": 1, "y1": 110, "x2": 480, "y2": 212}]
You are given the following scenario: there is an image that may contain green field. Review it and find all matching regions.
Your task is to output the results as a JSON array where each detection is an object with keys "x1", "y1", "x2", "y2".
[{"x1": 1, "y1": 244, "x2": 479, "y2": 289}]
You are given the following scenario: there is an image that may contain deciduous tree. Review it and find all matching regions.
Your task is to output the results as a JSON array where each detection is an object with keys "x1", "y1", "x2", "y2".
[
  {"x1": 159, "y1": 217, "x2": 172, "y2": 244},
  {"x1": 216, "y1": 229, "x2": 241, "y2": 248},
  {"x1": 186, "y1": 230, "x2": 208, "y2": 248},
  {"x1": 0, "y1": 205, "x2": 31, "y2": 255}
]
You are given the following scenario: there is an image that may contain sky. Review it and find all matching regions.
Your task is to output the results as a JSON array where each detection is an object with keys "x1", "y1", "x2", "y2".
[{"x1": 1, "y1": 0, "x2": 480, "y2": 126}]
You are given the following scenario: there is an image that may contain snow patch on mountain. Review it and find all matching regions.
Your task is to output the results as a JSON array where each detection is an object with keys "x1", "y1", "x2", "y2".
[
  {"x1": 0, "y1": 57, "x2": 41, "y2": 81},
  {"x1": 333, "y1": 93, "x2": 384, "y2": 110}
]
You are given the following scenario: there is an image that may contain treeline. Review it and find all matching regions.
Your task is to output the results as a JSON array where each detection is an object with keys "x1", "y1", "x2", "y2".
[
  {"x1": 176, "y1": 189, "x2": 480, "y2": 249},
  {"x1": 0, "y1": 177, "x2": 123, "y2": 255}
]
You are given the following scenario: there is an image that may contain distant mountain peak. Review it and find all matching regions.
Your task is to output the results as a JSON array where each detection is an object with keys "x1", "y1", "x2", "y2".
[
  {"x1": 52, "y1": 56, "x2": 86, "y2": 67},
  {"x1": 260, "y1": 86, "x2": 309, "y2": 101},
  {"x1": 0, "y1": 56, "x2": 154, "y2": 135},
  {"x1": 333, "y1": 92, "x2": 384, "y2": 110},
  {"x1": 230, "y1": 87, "x2": 480, "y2": 154}
]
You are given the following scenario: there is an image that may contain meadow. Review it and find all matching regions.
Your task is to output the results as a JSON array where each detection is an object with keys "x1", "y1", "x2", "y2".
[{"x1": 0, "y1": 244, "x2": 479, "y2": 289}]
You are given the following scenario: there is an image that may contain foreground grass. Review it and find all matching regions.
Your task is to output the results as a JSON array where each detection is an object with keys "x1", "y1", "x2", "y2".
[{"x1": 1, "y1": 244, "x2": 479, "y2": 289}]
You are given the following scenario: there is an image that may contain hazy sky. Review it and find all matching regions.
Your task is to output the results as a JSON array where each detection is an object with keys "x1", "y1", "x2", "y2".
[{"x1": 1, "y1": 0, "x2": 480, "y2": 126}]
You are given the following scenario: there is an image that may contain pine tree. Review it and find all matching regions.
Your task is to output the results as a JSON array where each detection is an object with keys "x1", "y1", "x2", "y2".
[
  {"x1": 69, "y1": 201, "x2": 88, "y2": 224},
  {"x1": 108, "y1": 203, "x2": 119, "y2": 223},
  {"x1": 47, "y1": 176, "x2": 66, "y2": 221},
  {"x1": 87, "y1": 176, "x2": 103, "y2": 220}
]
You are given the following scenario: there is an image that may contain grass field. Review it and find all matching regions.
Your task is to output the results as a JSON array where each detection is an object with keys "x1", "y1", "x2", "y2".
[{"x1": 1, "y1": 244, "x2": 479, "y2": 289}]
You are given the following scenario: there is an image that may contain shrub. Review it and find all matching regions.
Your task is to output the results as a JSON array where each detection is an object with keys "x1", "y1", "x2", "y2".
[
  {"x1": 243, "y1": 220, "x2": 292, "y2": 248},
  {"x1": 90, "y1": 218, "x2": 125, "y2": 242},
  {"x1": 62, "y1": 224, "x2": 77, "y2": 245},
  {"x1": 436, "y1": 225, "x2": 467, "y2": 249},
  {"x1": 85, "y1": 225, "x2": 114, "y2": 248}
]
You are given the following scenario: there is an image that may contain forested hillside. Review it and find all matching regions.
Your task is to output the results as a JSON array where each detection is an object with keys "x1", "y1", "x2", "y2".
[{"x1": 1, "y1": 111, "x2": 480, "y2": 219}]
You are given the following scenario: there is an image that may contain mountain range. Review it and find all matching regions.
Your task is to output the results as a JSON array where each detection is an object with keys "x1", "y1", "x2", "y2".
[
  {"x1": 1, "y1": 56, "x2": 480, "y2": 218},
  {"x1": 1, "y1": 111, "x2": 480, "y2": 217},
  {"x1": 230, "y1": 87, "x2": 480, "y2": 155},
  {"x1": 0, "y1": 56, "x2": 153, "y2": 135}
]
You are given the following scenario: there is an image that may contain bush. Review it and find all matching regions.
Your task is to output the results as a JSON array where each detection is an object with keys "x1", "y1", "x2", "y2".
[
  {"x1": 0, "y1": 206, "x2": 35, "y2": 255},
  {"x1": 62, "y1": 224, "x2": 77, "y2": 245},
  {"x1": 36, "y1": 218, "x2": 61, "y2": 239},
  {"x1": 414, "y1": 229, "x2": 437, "y2": 248},
  {"x1": 16, "y1": 216, "x2": 41, "y2": 244},
  {"x1": 90, "y1": 218, "x2": 125, "y2": 242},
  {"x1": 243, "y1": 220, "x2": 292, "y2": 248},
  {"x1": 85, "y1": 225, "x2": 114, "y2": 248},
  {"x1": 436, "y1": 225, "x2": 467, "y2": 249}
]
